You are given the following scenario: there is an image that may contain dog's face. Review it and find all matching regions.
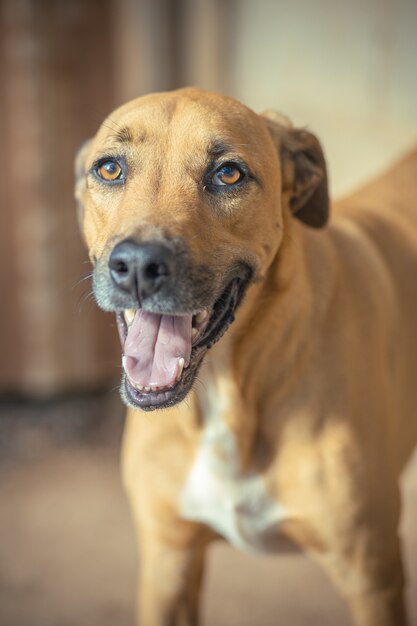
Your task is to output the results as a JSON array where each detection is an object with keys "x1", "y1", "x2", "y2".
[{"x1": 75, "y1": 88, "x2": 328, "y2": 410}]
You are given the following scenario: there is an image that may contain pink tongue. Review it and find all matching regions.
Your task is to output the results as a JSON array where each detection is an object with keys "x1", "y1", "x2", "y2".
[{"x1": 123, "y1": 310, "x2": 192, "y2": 388}]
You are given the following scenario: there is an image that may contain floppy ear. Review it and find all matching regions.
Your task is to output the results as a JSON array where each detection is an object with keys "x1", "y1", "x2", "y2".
[
  {"x1": 74, "y1": 139, "x2": 92, "y2": 237},
  {"x1": 262, "y1": 111, "x2": 329, "y2": 228}
]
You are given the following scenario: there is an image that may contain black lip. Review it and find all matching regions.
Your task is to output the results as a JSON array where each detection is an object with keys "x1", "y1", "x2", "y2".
[
  {"x1": 118, "y1": 271, "x2": 251, "y2": 410},
  {"x1": 194, "y1": 275, "x2": 249, "y2": 350},
  {"x1": 123, "y1": 375, "x2": 189, "y2": 410},
  {"x1": 121, "y1": 350, "x2": 205, "y2": 411}
]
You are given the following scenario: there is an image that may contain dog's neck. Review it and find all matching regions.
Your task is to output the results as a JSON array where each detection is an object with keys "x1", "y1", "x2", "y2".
[{"x1": 199, "y1": 210, "x2": 333, "y2": 468}]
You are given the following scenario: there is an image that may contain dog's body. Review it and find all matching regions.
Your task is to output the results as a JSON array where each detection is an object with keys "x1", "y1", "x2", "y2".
[{"x1": 75, "y1": 88, "x2": 417, "y2": 625}]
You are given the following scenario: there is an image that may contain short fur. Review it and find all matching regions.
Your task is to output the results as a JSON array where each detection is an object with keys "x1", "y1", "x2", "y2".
[{"x1": 75, "y1": 87, "x2": 417, "y2": 626}]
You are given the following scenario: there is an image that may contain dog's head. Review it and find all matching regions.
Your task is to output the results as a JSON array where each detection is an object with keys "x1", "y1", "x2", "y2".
[{"x1": 75, "y1": 88, "x2": 328, "y2": 410}]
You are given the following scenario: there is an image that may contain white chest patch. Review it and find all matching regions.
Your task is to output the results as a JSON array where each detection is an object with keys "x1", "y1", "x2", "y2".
[{"x1": 180, "y1": 385, "x2": 288, "y2": 553}]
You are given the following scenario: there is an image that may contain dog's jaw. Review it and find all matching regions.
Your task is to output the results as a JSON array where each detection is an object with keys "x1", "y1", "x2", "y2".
[{"x1": 117, "y1": 274, "x2": 251, "y2": 410}]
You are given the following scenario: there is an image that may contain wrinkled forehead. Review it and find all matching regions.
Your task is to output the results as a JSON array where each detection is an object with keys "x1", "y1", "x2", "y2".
[{"x1": 91, "y1": 90, "x2": 271, "y2": 161}]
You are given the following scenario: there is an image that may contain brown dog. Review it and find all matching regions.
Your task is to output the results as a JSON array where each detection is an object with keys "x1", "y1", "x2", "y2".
[{"x1": 75, "y1": 87, "x2": 417, "y2": 626}]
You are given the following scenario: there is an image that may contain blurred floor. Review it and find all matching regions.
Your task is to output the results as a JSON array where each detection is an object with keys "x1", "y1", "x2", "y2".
[{"x1": 0, "y1": 394, "x2": 416, "y2": 626}]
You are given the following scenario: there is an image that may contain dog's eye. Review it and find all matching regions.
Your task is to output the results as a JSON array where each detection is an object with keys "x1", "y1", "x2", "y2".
[
  {"x1": 212, "y1": 163, "x2": 244, "y2": 186},
  {"x1": 97, "y1": 159, "x2": 123, "y2": 182}
]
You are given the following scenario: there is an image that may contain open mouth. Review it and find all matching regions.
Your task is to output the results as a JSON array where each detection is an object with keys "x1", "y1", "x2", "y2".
[{"x1": 116, "y1": 275, "x2": 249, "y2": 410}]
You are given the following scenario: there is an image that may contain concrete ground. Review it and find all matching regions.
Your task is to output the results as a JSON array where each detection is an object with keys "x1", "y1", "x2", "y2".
[{"x1": 0, "y1": 393, "x2": 416, "y2": 626}]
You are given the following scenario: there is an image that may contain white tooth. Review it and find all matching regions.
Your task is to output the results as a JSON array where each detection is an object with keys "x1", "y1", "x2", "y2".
[
  {"x1": 124, "y1": 308, "x2": 136, "y2": 325},
  {"x1": 195, "y1": 310, "x2": 208, "y2": 324},
  {"x1": 122, "y1": 355, "x2": 128, "y2": 372},
  {"x1": 127, "y1": 377, "x2": 144, "y2": 391},
  {"x1": 191, "y1": 327, "x2": 198, "y2": 340},
  {"x1": 176, "y1": 357, "x2": 185, "y2": 381},
  {"x1": 144, "y1": 386, "x2": 151, "y2": 392}
]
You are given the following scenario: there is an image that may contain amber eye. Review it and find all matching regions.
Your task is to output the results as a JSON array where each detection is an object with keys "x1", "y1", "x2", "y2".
[
  {"x1": 212, "y1": 163, "x2": 244, "y2": 186},
  {"x1": 97, "y1": 159, "x2": 123, "y2": 182}
]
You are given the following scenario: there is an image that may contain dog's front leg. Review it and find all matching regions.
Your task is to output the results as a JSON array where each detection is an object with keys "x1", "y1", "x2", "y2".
[
  {"x1": 318, "y1": 527, "x2": 408, "y2": 626},
  {"x1": 136, "y1": 526, "x2": 209, "y2": 626},
  {"x1": 346, "y1": 585, "x2": 408, "y2": 626},
  {"x1": 122, "y1": 406, "x2": 211, "y2": 626}
]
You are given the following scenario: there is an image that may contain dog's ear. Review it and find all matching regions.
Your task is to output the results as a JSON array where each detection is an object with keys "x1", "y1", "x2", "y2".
[
  {"x1": 262, "y1": 111, "x2": 329, "y2": 228},
  {"x1": 74, "y1": 139, "x2": 92, "y2": 237}
]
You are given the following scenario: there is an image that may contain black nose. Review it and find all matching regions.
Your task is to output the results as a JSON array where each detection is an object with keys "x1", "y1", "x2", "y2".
[{"x1": 108, "y1": 240, "x2": 174, "y2": 301}]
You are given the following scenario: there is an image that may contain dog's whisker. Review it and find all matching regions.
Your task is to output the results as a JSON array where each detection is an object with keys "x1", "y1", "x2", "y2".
[
  {"x1": 72, "y1": 272, "x2": 93, "y2": 289},
  {"x1": 77, "y1": 289, "x2": 95, "y2": 312},
  {"x1": 106, "y1": 116, "x2": 125, "y2": 130},
  {"x1": 193, "y1": 377, "x2": 208, "y2": 395},
  {"x1": 100, "y1": 122, "x2": 121, "y2": 135}
]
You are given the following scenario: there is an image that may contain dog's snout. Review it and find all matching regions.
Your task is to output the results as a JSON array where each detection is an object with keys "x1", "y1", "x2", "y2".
[{"x1": 108, "y1": 240, "x2": 174, "y2": 301}]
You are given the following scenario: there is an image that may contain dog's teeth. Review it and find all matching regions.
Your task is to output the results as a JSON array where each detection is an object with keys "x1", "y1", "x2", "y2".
[
  {"x1": 195, "y1": 310, "x2": 208, "y2": 324},
  {"x1": 176, "y1": 357, "x2": 185, "y2": 381},
  {"x1": 191, "y1": 327, "x2": 198, "y2": 340},
  {"x1": 124, "y1": 308, "x2": 136, "y2": 325},
  {"x1": 130, "y1": 381, "x2": 144, "y2": 391},
  {"x1": 144, "y1": 386, "x2": 151, "y2": 392}
]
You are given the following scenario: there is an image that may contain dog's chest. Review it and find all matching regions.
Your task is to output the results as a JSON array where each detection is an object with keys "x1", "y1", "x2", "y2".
[{"x1": 180, "y1": 383, "x2": 288, "y2": 553}]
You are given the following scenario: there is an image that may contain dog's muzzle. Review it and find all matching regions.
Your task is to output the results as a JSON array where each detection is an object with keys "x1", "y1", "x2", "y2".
[{"x1": 96, "y1": 238, "x2": 253, "y2": 410}]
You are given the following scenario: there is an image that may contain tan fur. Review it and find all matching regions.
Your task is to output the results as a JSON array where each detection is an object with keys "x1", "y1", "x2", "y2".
[{"x1": 76, "y1": 87, "x2": 417, "y2": 625}]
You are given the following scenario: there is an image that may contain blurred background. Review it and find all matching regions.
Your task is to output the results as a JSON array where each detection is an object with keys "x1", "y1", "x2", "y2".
[{"x1": 0, "y1": 0, "x2": 416, "y2": 624}]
